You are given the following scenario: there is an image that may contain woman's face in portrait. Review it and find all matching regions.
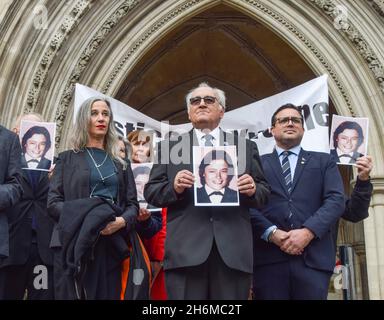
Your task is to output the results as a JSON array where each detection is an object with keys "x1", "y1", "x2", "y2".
[
  {"x1": 336, "y1": 128, "x2": 359, "y2": 154},
  {"x1": 88, "y1": 101, "x2": 110, "y2": 140},
  {"x1": 131, "y1": 139, "x2": 151, "y2": 163}
]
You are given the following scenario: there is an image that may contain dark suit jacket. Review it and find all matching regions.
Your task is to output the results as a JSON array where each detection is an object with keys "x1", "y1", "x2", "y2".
[
  {"x1": 196, "y1": 186, "x2": 238, "y2": 203},
  {"x1": 0, "y1": 169, "x2": 54, "y2": 267},
  {"x1": 342, "y1": 178, "x2": 372, "y2": 222},
  {"x1": 331, "y1": 178, "x2": 373, "y2": 246},
  {"x1": 47, "y1": 150, "x2": 139, "y2": 247},
  {"x1": 0, "y1": 126, "x2": 23, "y2": 259},
  {"x1": 251, "y1": 148, "x2": 345, "y2": 272},
  {"x1": 21, "y1": 155, "x2": 51, "y2": 171},
  {"x1": 144, "y1": 129, "x2": 270, "y2": 273}
]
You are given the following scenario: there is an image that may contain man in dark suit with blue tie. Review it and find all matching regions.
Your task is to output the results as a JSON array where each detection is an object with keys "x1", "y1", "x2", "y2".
[{"x1": 251, "y1": 103, "x2": 345, "y2": 300}]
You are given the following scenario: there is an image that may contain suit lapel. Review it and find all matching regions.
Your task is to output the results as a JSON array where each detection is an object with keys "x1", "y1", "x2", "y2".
[
  {"x1": 189, "y1": 130, "x2": 197, "y2": 171},
  {"x1": 291, "y1": 149, "x2": 310, "y2": 193},
  {"x1": 21, "y1": 155, "x2": 28, "y2": 168},
  {"x1": 76, "y1": 151, "x2": 91, "y2": 198}
]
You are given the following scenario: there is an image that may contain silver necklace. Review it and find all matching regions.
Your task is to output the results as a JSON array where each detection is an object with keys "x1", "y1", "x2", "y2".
[
  {"x1": 86, "y1": 148, "x2": 116, "y2": 184},
  {"x1": 86, "y1": 147, "x2": 108, "y2": 168}
]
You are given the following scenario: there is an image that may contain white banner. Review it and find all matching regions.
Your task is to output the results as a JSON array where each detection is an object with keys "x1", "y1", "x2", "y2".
[{"x1": 74, "y1": 74, "x2": 329, "y2": 155}]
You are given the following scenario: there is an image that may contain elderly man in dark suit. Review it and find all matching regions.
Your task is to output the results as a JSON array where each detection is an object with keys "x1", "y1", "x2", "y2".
[
  {"x1": 144, "y1": 82, "x2": 270, "y2": 300},
  {"x1": 251, "y1": 103, "x2": 345, "y2": 300},
  {"x1": 0, "y1": 124, "x2": 23, "y2": 299}
]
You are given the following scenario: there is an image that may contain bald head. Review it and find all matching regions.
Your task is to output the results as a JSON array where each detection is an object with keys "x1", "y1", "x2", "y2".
[{"x1": 12, "y1": 113, "x2": 44, "y2": 136}]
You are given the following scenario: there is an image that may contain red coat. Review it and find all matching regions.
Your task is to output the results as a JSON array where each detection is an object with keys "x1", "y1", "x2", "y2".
[{"x1": 143, "y1": 208, "x2": 167, "y2": 300}]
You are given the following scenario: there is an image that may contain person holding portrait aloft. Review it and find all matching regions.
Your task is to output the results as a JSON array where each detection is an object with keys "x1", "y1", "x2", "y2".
[
  {"x1": 0, "y1": 113, "x2": 55, "y2": 300},
  {"x1": 0, "y1": 124, "x2": 23, "y2": 299}
]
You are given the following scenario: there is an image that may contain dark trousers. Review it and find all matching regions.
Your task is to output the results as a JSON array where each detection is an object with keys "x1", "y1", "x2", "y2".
[
  {"x1": 252, "y1": 255, "x2": 332, "y2": 300},
  {"x1": 2, "y1": 243, "x2": 53, "y2": 300},
  {"x1": 0, "y1": 267, "x2": 5, "y2": 300},
  {"x1": 53, "y1": 238, "x2": 121, "y2": 300},
  {"x1": 52, "y1": 247, "x2": 66, "y2": 300},
  {"x1": 165, "y1": 242, "x2": 251, "y2": 300}
]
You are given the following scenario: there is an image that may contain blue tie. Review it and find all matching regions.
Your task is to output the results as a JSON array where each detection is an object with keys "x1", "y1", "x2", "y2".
[{"x1": 281, "y1": 151, "x2": 292, "y2": 193}]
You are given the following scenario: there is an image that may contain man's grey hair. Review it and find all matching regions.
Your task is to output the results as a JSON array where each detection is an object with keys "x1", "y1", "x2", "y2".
[{"x1": 185, "y1": 82, "x2": 226, "y2": 111}]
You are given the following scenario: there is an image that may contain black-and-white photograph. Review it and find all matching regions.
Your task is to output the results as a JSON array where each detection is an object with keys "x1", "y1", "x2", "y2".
[
  {"x1": 131, "y1": 162, "x2": 161, "y2": 211},
  {"x1": 19, "y1": 120, "x2": 56, "y2": 171},
  {"x1": 193, "y1": 146, "x2": 239, "y2": 206},
  {"x1": 330, "y1": 115, "x2": 369, "y2": 166}
]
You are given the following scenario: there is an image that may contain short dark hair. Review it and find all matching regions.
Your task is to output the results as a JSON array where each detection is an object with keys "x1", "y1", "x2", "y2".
[
  {"x1": 333, "y1": 121, "x2": 364, "y2": 149},
  {"x1": 132, "y1": 165, "x2": 151, "y2": 179},
  {"x1": 271, "y1": 103, "x2": 303, "y2": 127},
  {"x1": 198, "y1": 150, "x2": 234, "y2": 185},
  {"x1": 22, "y1": 125, "x2": 51, "y2": 156}
]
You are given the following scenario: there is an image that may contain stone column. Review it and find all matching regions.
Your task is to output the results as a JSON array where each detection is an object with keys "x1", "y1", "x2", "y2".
[{"x1": 364, "y1": 177, "x2": 384, "y2": 299}]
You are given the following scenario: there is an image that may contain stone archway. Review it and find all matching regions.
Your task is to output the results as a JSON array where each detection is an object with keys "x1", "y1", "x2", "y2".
[{"x1": 1, "y1": 0, "x2": 383, "y2": 298}]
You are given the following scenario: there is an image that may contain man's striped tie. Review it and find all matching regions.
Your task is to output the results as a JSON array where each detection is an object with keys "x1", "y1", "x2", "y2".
[{"x1": 281, "y1": 151, "x2": 292, "y2": 193}]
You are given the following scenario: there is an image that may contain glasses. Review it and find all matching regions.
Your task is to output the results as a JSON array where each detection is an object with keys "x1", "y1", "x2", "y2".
[
  {"x1": 274, "y1": 116, "x2": 303, "y2": 126},
  {"x1": 189, "y1": 96, "x2": 217, "y2": 106}
]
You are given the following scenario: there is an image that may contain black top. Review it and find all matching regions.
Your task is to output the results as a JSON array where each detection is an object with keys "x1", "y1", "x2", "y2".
[{"x1": 85, "y1": 147, "x2": 118, "y2": 203}]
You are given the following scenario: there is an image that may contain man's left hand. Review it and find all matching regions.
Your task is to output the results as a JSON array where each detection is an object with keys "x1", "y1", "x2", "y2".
[
  {"x1": 280, "y1": 228, "x2": 314, "y2": 255},
  {"x1": 237, "y1": 174, "x2": 256, "y2": 197}
]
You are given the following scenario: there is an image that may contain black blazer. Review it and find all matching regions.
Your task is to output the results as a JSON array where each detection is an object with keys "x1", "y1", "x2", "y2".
[
  {"x1": 47, "y1": 150, "x2": 139, "y2": 247},
  {"x1": 1, "y1": 170, "x2": 54, "y2": 267},
  {"x1": 0, "y1": 126, "x2": 23, "y2": 259},
  {"x1": 144, "y1": 129, "x2": 270, "y2": 273},
  {"x1": 196, "y1": 186, "x2": 238, "y2": 203}
]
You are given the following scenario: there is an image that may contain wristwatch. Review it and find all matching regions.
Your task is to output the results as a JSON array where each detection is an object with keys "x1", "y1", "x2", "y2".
[{"x1": 268, "y1": 227, "x2": 278, "y2": 243}]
